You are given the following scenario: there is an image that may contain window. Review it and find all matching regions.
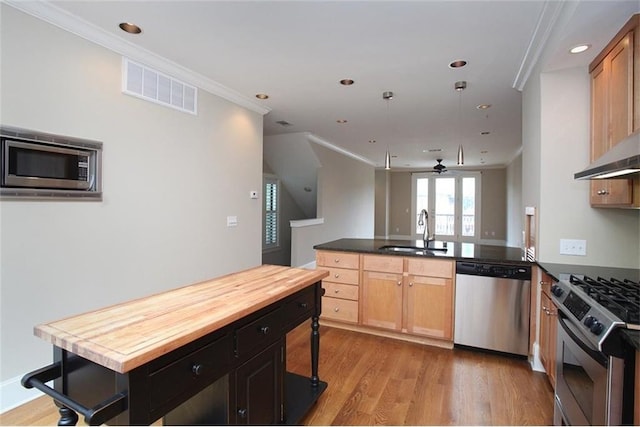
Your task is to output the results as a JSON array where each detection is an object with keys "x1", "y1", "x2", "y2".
[
  {"x1": 411, "y1": 172, "x2": 481, "y2": 242},
  {"x1": 263, "y1": 175, "x2": 279, "y2": 250}
]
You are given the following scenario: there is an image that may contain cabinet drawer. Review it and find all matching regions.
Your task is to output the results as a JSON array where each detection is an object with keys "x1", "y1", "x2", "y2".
[
  {"x1": 406, "y1": 258, "x2": 453, "y2": 278},
  {"x1": 235, "y1": 307, "x2": 283, "y2": 359},
  {"x1": 363, "y1": 254, "x2": 403, "y2": 273},
  {"x1": 323, "y1": 282, "x2": 359, "y2": 301},
  {"x1": 283, "y1": 286, "x2": 315, "y2": 331},
  {"x1": 321, "y1": 297, "x2": 358, "y2": 323},
  {"x1": 316, "y1": 251, "x2": 360, "y2": 269},
  {"x1": 148, "y1": 333, "x2": 233, "y2": 411},
  {"x1": 317, "y1": 267, "x2": 359, "y2": 285}
]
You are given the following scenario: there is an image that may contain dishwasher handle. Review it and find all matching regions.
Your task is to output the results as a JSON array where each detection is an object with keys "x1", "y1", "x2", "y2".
[{"x1": 456, "y1": 261, "x2": 531, "y2": 280}]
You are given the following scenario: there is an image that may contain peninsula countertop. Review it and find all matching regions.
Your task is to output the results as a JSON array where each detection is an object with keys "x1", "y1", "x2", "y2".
[
  {"x1": 314, "y1": 238, "x2": 529, "y2": 265},
  {"x1": 34, "y1": 265, "x2": 329, "y2": 373}
]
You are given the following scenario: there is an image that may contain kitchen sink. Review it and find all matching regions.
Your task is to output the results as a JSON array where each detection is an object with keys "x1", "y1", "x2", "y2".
[{"x1": 378, "y1": 245, "x2": 429, "y2": 254}]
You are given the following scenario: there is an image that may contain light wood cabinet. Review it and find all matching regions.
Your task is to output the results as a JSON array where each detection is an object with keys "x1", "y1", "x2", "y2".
[
  {"x1": 589, "y1": 16, "x2": 640, "y2": 207},
  {"x1": 361, "y1": 255, "x2": 454, "y2": 341},
  {"x1": 316, "y1": 251, "x2": 360, "y2": 324},
  {"x1": 405, "y1": 258, "x2": 454, "y2": 340},
  {"x1": 539, "y1": 273, "x2": 558, "y2": 389}
]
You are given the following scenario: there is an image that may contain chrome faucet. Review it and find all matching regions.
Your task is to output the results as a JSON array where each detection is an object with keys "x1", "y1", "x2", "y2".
[{"x1": 418, "y1": 209, "x2": 434, "y2": 244}]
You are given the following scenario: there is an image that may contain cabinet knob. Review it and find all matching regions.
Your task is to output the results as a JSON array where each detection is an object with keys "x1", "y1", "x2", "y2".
[
  {"x1": 334, "y1": 307, "x2": 340, "y2": 312},
  {"x1": 299, "y1": 302, "x2": 308, "y2": 309},
  {"x1": 397, "y1": 281, "x2": 402, "y2": 286},
  {"x1": 238, "y1": 408, "x2": 247, "y2": 418},
  {"x1": 192, "y1": 363, "x2": 204, "y2": 376},
  {"x1": 597, "y1": 189, "x2": 609, "y2": 195},
  {"x1": 334, "y1": 258, "x2": 340, "y2": 263},
  {"x1": 334, "y1": 289, "x2": 340, "y2": 294},
  {"x1": 540, "y1": 281, "x2": 550, "y2": 286},
  {"x1": 409, "y1": 282, "x2": 414, "y2": 287},
  {"x1": 259, "y1": 326, "x2": 270, "y2": 335},
  {"x1": 334, "y1": 273, "x2": 340, "y2": 278}
]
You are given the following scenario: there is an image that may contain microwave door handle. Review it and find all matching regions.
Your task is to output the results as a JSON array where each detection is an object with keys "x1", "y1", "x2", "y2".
[{"x1": 557, "y1": 311, "x2": 607, "y2": 366}]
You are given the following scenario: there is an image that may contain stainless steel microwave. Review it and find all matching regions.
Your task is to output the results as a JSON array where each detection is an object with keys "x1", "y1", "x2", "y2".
[{"x1": 1, "y1": 127, "x2": 102, "y2": 199}]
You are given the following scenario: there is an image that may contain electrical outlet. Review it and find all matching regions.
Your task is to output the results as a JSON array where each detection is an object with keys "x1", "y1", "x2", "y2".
[
  {"x1": 559, "y1": 239, "x2": 587, "y2": 256},
  {"x1": 250, "y1": 191, "x2": 258, "y2": 199}
]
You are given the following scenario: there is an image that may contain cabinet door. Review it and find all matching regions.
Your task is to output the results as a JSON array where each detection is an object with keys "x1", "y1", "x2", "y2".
[
  {"x1": 590, "y1": 32, "x2": 634, "y2": 206},
  {"x1": 361, "y1": 271, "x2": 403, "y2": 330},
  {"x1": 405, "y1": 275, "x2": 453, "y2": 339},
  {"x1": 539, "y1": 291, "x2": 557, "y2": 388},
  {"x1": 233, "y1": 340, "x2": 283, "y2": 425}
]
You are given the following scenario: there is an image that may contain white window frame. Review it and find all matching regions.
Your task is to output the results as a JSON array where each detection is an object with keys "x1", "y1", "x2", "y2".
[
  {"x1": 263, "y1": 174, "x2": 280, "y2": 251},
  {"x1": 410, "y1": 171, "x2": 482, "y2": 243}
]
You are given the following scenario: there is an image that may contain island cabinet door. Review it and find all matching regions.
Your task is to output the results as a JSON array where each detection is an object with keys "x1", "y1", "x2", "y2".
[
  {"x1": 404, "y1": 274, "x2": 454, "y2": 340},
  {"x1": 231, "y1": 339, "x2": 284, "y2": 425},
  {"x1": 361, "y1": 270, "x2": 403, "y2": 331}
]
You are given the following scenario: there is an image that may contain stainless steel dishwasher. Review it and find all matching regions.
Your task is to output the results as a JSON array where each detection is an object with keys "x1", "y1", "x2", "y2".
[{"x1": 454, "y1": 261, "x2": 531, "y2": 356}]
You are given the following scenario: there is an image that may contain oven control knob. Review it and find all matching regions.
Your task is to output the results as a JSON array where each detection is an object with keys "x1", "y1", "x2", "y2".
[
  {"x1": 590, "y1": 321, "x2": 605, "y2": 335},
  {"x1": 550, "y1": 284, "x2": 564, "y2": 297},
  {"x1": 583, "y1": 315, "x2": 596, "y2": 328}
]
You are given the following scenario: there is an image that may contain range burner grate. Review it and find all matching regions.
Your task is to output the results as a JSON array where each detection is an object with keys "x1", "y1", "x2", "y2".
[{"x1": 569, "y1": 275, "x2": 640, "y2": 326}]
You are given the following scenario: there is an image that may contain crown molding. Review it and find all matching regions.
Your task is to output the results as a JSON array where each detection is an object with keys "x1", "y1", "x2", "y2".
[
  {"x1": 512, "y1": 0, "x2": 565, "y2": 92},
  {"x1": 305, "y1": 132, "x2": 377, "y2": 167},
  {"x1": 4, "y1": 0, "x2": 271, "y2": 116}
]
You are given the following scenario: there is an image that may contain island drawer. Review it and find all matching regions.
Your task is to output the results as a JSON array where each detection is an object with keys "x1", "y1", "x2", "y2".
[
  {"x1": 316, "y1": 267, "x2": 359, "y2": 285},
  {"x1": 363, "y1": 254, "x2": 403, "y2": 273},
  {"x1": 316, "y1": 251, "x2": 360, "y2": 269},
  {"x1": 323, "y1": 282, "x2": 358, "y2": 301},
  {"x1": 283, "y1": 286, "x2": 316, "y2": 331},
  {"x1": 321, "y1": 297, "x2": 358, "y2": 323},
  {"x1": 148, "y1": 333, "x2": 233, "y2": 411},
  {"x1": 406, "y1": 258, "x2": 453, "y2": 278},
  {"x1": 235, "y1": 307, "x2": 283, "y2": 359}
]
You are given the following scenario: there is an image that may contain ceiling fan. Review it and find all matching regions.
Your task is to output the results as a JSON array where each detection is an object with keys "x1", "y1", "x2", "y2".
[{"x1": 432, "y1": 159, "x2": 448, "y2": 174}]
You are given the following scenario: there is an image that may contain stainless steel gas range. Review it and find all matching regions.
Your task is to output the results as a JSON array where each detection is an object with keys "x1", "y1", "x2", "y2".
[{"x1": 548, "y1": 268, "x2": 639, "y2": 426}]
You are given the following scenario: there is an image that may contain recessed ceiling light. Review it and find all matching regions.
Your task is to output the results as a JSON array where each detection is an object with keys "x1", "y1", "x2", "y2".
[
  {"x1": 569, "y1": 44, "x2": 591, "y2": 54},
  {"x1": 449, "y1": 60, "x2": 467, "y2": 68},
  {"x1": 337, "y1": 119, "x2": 348, "y2": 124},
  {"x1": 368, "y1": 140, "x2": 376, "y2": 144},
  {"x1": 477, "y1": 104, "x2": 492, "y2": 110},
  {"x1": 423, "y1": 148, "x2": 442, "y2": 153},
  {"x1": 340, "y1": 79, "x2": 355, "y2": 86},
  {"x1": 480, "y1": 131, "x2": 490, "y2": 135},
  {"x1": 481, "y1": 150, "x2": 488, "y2": 154},
  {"x1": 255, "y1": 93, "x2": 269, "y2": 100},
  {"x1": 119, "y1": 22, "x2": 142, "y2": 34}
]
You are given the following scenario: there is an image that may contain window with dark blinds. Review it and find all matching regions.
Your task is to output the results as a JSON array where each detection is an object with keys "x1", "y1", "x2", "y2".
[{"x1": 264, "y1": 176, "x2": 279, "y2": 249}]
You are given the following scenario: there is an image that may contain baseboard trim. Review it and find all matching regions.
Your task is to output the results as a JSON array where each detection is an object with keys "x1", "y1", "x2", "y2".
[
  {"x1": 320, "y1": 319, "x2": 454, "y2": 350},
  {"x1": 0, "y1": 374, "x2": 43, "y2": 414}
]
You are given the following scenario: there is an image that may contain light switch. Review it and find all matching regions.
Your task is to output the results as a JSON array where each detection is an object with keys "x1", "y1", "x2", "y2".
[
  {"x1": 559, "y1": 239, "x2": 586, "y2": 256},
  {"x1": 227, "y1": 216, "x2": 238, "y2": 227}
]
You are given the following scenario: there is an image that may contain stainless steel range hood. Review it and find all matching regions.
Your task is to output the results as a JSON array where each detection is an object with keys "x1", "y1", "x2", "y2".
[{"x1": 574, "y1": 131, "x2": 640, "y2": 180}]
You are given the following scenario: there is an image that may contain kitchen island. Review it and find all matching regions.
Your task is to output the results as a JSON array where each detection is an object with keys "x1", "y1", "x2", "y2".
[
  {"x1": 21, "y1": 265, "x2": 329, "y2": 426},
  {"x1": 314, "y1": 238, "x2": 528, "y2": 264}
]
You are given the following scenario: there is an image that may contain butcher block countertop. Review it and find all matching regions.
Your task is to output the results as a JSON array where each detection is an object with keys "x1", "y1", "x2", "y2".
[{"x1": 34, "y1": 265, "x2": 329, "y2": 374}]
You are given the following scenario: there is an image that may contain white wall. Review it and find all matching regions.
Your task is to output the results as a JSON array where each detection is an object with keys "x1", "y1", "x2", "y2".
[
  {"x1": 506, "y1": 153, "x2": 523, "y2": 248},
  {"x1": 537, "y1": 67, "x2": 639, "y2": 266},
  {"x1": 1, "y1": 5, "x2": 263, "y2": 410},
  {"x1": 290, "y1": 141, "x2": 375, "y2": 267}
]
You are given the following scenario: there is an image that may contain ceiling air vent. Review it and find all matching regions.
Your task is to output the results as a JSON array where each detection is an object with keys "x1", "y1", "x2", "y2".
[
  {"x1": 122, "y1": 58, "x2": 197, "y2": 115},
  {"x1": 276, "y1": 120, "x2": 292, "y2": 127}
]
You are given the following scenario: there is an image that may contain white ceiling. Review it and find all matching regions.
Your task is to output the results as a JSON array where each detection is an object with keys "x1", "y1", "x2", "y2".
[{"x1": 13, "y1": 1, "x2": 640, "y2": 170}]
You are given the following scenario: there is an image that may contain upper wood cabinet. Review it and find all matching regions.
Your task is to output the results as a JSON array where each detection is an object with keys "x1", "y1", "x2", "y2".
[{"x1": 589, "y1": 15, "x2": 640, "y2": 207}]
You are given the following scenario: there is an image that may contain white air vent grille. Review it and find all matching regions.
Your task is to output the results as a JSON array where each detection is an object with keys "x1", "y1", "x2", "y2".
[{"x1": 123, "y1": 58, "x2": 197, "y2": 114}]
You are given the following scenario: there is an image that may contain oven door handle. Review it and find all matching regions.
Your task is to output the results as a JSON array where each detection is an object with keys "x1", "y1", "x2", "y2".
[{"x1": 557, "y1": 310, "x2": 607, "y2": 367}]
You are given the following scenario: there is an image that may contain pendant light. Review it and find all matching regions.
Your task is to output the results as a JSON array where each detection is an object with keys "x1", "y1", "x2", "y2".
[
  {"x1": 455, "y1": 81, "x2": 466, "y2": 166},
  {"x1": 383, "y1": 91, "x2": 394, "y2": 170}
]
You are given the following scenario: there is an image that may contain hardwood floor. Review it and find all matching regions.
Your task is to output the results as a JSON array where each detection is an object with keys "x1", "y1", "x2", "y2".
[
  {"x1": 1, "y1": 323, "x2": 554, "y2": 426},
  {"x1": 287, "y1": 323, "x2": 554, "y2": 426}
]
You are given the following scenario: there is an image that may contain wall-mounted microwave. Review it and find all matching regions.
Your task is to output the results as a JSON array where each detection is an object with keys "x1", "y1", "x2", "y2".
[{"x1": 1, "y1": 126, "x2": 102, "y2": 199}]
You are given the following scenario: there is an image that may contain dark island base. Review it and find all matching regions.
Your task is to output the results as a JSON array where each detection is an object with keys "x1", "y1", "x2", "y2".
[{"x1": 284, "y1": 373, "x2": 327, "y2": 425}]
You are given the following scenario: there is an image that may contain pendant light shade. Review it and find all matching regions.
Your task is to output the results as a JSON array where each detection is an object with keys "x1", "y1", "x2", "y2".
[
  {"x1": 382, "y1": 91, "x2": 394, "y2": 169},
  {"x1": 457, "y1": 144, "x2": 464, "y2": 165}
]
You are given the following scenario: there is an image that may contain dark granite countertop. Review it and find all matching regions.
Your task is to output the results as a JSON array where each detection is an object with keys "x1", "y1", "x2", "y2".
[{"x1": 313, "y1": 238, "x2": 529, "y2": 265}]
